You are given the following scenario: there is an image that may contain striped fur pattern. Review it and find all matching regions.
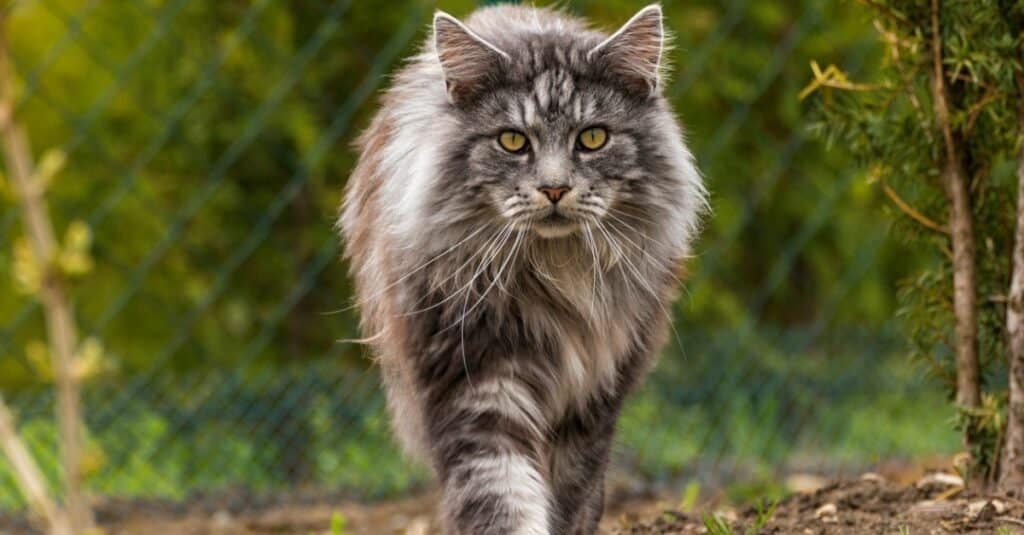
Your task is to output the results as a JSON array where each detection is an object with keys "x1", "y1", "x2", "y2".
[{"x1": 339, "y1": 4, "x2": 705, "y2": 534}]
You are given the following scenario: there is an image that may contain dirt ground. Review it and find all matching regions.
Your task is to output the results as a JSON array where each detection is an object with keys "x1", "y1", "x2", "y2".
[
  {"x1": 4, "y1": 468, "x2": 1024, "y2": 534},
  {"x1": 612, "y1": 475, "x2": 1024, "y2": 534}
]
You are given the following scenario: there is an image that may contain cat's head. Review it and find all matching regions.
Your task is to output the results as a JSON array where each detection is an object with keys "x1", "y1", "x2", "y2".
[{"x1": 430, "y1": 4, "x2": 696, "y2": 241}]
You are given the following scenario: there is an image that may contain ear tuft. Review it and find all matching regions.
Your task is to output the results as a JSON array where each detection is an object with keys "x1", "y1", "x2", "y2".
[
  {"x1": 433, "y1": 11, "x2": 509, "y2": 104},
  {"x1": 589, "y1": 4, "x2": 666, "y2": 96}
]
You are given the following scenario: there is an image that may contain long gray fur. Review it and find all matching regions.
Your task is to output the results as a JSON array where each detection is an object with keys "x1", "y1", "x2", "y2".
[{"x1": 339, "y1": 4, "x2": 705, "y2": 534}]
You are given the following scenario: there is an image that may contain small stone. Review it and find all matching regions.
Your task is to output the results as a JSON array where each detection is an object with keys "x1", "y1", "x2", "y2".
[
  {"x1": 859, "y1": 472, "x2": 886, "y2": 483},
  {"x1": 966, "y1": 499, "x2": 1006, "y2": 521},
  {"x1": 786, "y1": 473, "x2": 828, "y2": 493},
  {"x1": 916, "y1": 473, "x2": 964, "y2": 488},
  {"x1": 405, "y1": 516, "x2": 430, "y2": 535},
  {"x1": 814, "y1": 502, "x2": 838, "y2": 522},
  {"x1": 210, "y1": 510, "x2": 234, "y2": 532},
  {"x1": 910, "y1": 500, "x2": 960, "y2": 517}
]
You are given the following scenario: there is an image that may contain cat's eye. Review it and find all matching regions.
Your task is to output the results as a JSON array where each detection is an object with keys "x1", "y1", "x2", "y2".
[
  {"x1": 577, "y1": 127, "x2": 608, "y2": 151},
  {"x1": 498, "y1": 131, "x2": 529, "y2": 153}
]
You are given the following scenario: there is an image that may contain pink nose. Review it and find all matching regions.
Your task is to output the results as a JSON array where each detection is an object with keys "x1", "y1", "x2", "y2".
[{"x1": 538, "y1": 186, "x2": 571, "y2": 203}]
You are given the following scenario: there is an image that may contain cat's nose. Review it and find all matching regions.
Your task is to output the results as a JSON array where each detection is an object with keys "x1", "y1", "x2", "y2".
[{"x1": 537, "y1": 186, "x2": 571, "y2": 204}]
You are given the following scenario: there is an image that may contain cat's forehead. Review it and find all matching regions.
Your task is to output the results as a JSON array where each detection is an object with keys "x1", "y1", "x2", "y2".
[
  {"x1": 488, "y1": 42, "x2": 616, "y2": 128},
  {"x1": 460, "y1": 6, "x2": 638, "y2": 128},
  {"x1": 505, "y1": 34, "x2": 598, "y2": 81},
  {"x1": 500, "y1": 68, "x2": 600, "y2": 128}
]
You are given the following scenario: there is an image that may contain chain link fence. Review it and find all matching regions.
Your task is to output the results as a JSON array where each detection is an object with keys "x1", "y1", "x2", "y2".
[{"x1": 0, "y1": 0, "x2": 955, "y2": 517}]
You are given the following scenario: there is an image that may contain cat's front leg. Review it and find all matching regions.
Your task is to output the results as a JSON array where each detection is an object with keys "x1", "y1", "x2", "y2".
[
  {"x1": 548, "y1": 411, "x2": 616, "y2": 534},
  {"x1": 428, "y1": 374, "x2": 552, "y2": 535}
]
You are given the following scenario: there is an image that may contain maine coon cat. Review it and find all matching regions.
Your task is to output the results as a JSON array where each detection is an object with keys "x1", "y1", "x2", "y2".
[{"x1": 340, "y1": 4, "x2": 705, "y2": 534}]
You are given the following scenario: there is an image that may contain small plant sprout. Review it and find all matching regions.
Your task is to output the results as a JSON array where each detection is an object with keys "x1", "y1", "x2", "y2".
[
  {"x1": 330, "y1": 511, "x2": 347, "y2": 535},
  {"x1": 751, "y1": 499, "x2": 779, "y2": 532},
  {"x1": 702, "y1": 512, "x2": 735, "y2": 535},
  {"x1": 680, "y1": 481, "x2": 701, "y2": 512}
]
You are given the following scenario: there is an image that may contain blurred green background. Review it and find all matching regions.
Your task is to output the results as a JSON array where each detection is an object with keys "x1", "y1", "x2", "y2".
[{"x1": 0, "y1": 0, "x2": 956, "y2": 509}]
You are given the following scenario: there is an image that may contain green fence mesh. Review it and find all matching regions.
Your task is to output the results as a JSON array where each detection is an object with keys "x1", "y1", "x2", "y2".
[{"x1": 0, "y1": 0, "x2": 956, "y2": 512}]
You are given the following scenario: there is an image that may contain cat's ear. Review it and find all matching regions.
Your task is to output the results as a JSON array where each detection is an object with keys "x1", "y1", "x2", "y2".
[
  {"x1": 588, "y1": 4, "x2": 666, "y2": 96},
  {"x1": 433, "y1": 11, "x2": 509, "y2": 104}
]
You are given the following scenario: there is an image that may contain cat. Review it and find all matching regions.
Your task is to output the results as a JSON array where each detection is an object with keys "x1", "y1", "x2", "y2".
[{"x1": 339, "y1": 4, "x2": 705, "y2": 534}]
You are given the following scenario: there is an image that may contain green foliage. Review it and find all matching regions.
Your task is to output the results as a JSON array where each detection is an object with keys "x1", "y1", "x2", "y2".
[
  {"x1": 954, "y1": 393, "x2": 1007, "y2": 481},
  {"x1": 0, "y1": 365, "x2": 431, "y2": 509},
  {"x1": 702, "y1": 512, "x2": 736, "y2": 535},
  {"x1": 751, "y1": 499, "x2": 779, "y2": 532},
  {"x1": 806, "y1": 0, "x2": 1023, "y2": 473},
  {"x1": 330, "y1": 511, "x2": 347, "y2": 535},
  {"x1": 700, "y1": 499, "x2": 776, "y2": 535},
  {"x1": 679, "y1": 481, "x2": 701, "y2": 512},
  {"x1": 0, "y1": 0, "x2": 968, "y2": 509}
]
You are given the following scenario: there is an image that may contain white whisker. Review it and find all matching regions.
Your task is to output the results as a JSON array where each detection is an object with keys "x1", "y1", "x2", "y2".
[
  {"x1": 399, "y1": 223, "x2": 513, "y2": 317},
  {"x1": 324, "y1": 225, "x2": 490, "y2": 315},
  {"x1": 597, "y1": 218, "x2": 687, "y2": 358}
]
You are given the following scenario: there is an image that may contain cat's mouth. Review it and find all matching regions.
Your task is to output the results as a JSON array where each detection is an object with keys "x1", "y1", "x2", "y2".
[{"x1": 532, "y1": 212, "x2": 579, "y2": 239}]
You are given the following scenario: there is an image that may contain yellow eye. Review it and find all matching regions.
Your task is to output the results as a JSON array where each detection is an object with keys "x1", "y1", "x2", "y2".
[
  {"x1": 499, "y1": 131, "x2": 528, "y2": 153},
  {"x1": 577, "y1": 127, "x2": 608, "y2": 151}
]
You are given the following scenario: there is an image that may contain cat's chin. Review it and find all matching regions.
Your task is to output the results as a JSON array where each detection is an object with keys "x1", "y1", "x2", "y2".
[{"x1": 532, "y1": 222, "x2": 579, "y2": 239}]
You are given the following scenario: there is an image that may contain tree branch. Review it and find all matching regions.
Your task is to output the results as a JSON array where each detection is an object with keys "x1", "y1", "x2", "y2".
[
  {"x1": 0, "y1": 12, "x2": 94, "y2": 533},
  {"x1": 0, "y1": 397, "x2": 71, "y2": 535},
  {"x1": 881, "y1": 180, "x2": 950, "y2": 235}
]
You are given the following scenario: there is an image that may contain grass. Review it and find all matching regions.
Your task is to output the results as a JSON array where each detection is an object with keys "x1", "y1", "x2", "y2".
[
  {"x1": 702, "y1": 512, "x2": 735, "y2": 535},
  {"x1": 701, "y1": 499, "x2": 779, "y2": 535},
  {"x1": 617, "y1": 343, "x2": 958, "y2": 489},
  {"x1": 0, "y1": 332, "x2": 959, "y2": 511},
  {"x1": 330, "y1": 512, "x2": 347, "y2": 535},
  {"x1": 306, "y1": 512, "x2": 347, "y2": 535}
]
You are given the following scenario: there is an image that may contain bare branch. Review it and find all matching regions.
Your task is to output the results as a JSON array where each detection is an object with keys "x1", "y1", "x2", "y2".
[
  {"x1": 0, "y1": 397, "x2": 72, "y2": 535},
  {"x1": 0, "y1": 13, "x2": 94, "y2": 533},
  {"x1": 964, "y1": 85, "x2": 1004, "y2": 135},
  {"x1": 880, "y1": 180, "x2": 950, "y2": 235},
  {"x1": 798, "y1": 61, "x2": 884, "y2": 101},
  {"x1": 931, "y1": 0, "x2": 957, "y2": 163}
]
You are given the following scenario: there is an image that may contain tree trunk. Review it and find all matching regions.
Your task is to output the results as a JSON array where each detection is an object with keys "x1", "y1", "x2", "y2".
[
  {"x1": 1001, "y1": 110, "x2": 1024, "y2": 493},
  {"x1": 930, "y1": 0, "x2": 981, "y2": 410},
  {"x1": 944, "y1": 157, "x2": 981, "y2": 409}
]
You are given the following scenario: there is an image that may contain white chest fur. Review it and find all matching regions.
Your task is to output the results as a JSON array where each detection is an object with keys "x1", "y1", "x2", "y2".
[
  {"x1": 552, "y1": 323, "x2": 630, "y2": 415},
  {"x1": 517, "y1": 246, "x2": 640, "y2": 418},
  {"x1": 520, "y1": 294, "x2": 634, "y2": 419}
]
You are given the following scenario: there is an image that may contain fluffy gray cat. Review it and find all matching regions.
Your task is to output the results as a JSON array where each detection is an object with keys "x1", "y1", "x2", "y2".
[{"x1": 340, "y1": 4, "x2": 705, "y2": 534}]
